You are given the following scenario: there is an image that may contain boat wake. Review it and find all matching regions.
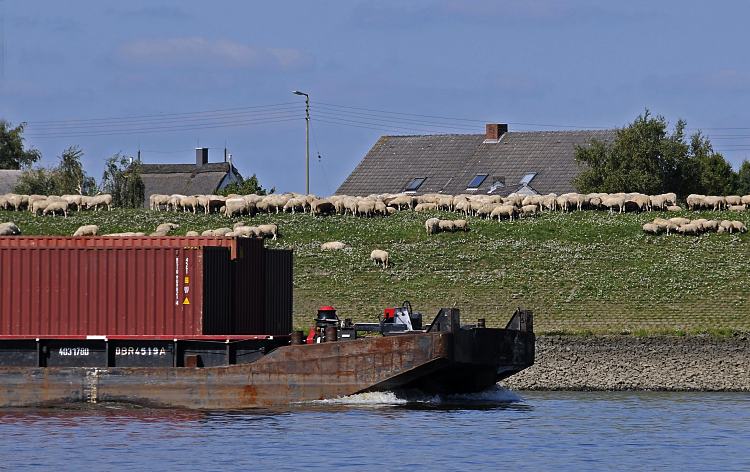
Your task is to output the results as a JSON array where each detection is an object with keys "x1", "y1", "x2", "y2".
[{"x1": 315, "y1": 385, "x2": 522, "y2": 408}]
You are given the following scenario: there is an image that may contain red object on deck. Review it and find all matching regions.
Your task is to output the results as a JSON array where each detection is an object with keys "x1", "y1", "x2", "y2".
[
  {"x1": 0, "y1": 246, "x2": 232, "y2": 336},
  {"x1": 383, "y1": 307, "x2": 396, "y2": 320}
]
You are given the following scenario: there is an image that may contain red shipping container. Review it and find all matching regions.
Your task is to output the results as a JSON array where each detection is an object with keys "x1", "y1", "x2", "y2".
[{"x1": 0, "y1": 246, "x2": 232, "y2": 336}]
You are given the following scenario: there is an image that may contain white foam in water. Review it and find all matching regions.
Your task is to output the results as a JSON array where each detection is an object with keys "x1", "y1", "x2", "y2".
[{"x1": 316, "y1": 385, "x2": 521, "y2": 406}]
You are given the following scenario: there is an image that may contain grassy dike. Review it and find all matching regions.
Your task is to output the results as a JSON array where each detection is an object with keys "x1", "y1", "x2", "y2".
[{"x1": 2, "y1": 207, "x2": 749, "y2": 334}]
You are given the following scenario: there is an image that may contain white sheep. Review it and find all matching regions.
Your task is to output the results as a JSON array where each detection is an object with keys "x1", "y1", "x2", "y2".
[
  {"x1": 222, "y1": 198, "x2": 247, "y2": 218},
  {"x1": 257, "y1": 224, "x2": 279, "y2": 240},
  {"x1": 520, "y1": 204, "x2": 538, "y2": 216},
  {"x1": 642, "y1": 223, "x2": 662, "y2": 235},
  {"x1": 452, "y1": 219, "x2": 469, "y2": 232},
  {"x1": 742, "y1": 195, "x2": 750, "y2": 207},
  {"x1": 686, "y1": 194, "x2": 706, "y2": 211},
  {"x1": 321, "y1": 241, "x2": 347, "y2": 250},
  {"x1": 73, "y1": 225, "x2": 99, "y2": 236},
  {"x1": 370, "y1": 249, "x2": 389, "y2": 268},
  {"x1": 438, "y1": 219, "x2": 455, "y2": 232},
  {"x1": 666, "y1": 205, "x2": 682, "y2": 212},
  {"x1": 185, "y1": 231, "x2": 201, "y2": 237},
  {"x1": 491, "y1": 205, "x2": 517, "y2": 221},
  {"x1": 43, "y1": 200, "x2": 69, "y2": 217},
  {"x1": 0, "y1": 222, "x2": 21, "y2": 236},
  {"x1": 728, "y1": 205, "x2": 746, "y2": 212},
  {"x1": 425, "y1": 217, "x2": 440, "y2": 235}
]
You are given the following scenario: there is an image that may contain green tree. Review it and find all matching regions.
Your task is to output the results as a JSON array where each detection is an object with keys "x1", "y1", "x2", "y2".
[
  {"x1": 14, "y1": 168, "x2": 57, "y2": 195},
  {"x1": 574, "y1": 110, "x2": 737, "y2": 198},
  {"x1": 218, "y1": 173, "x2": 274, "y2": 196},
  {"x1": 737, "y1": 160, "x2": 750, "y2": 195},
  {"x1": 0, "y1": 120, "x2": 42, "y2": 169},
  {"x1": 52, "y1": 145, "x2": 96, "y2": 195},
  {"x1": 101, "y1": 153, "x2": 145, "y2": 207}
]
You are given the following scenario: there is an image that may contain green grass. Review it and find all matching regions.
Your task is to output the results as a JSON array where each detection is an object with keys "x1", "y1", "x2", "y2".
[{"x1": 2, "y1": 207, "x2": 749, "y2": 335}]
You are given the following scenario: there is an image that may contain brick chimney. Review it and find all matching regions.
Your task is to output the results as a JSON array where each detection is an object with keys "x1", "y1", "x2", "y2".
[
  {"x1": 485, "y1": 123, "x2": 508, "y2": 141},
  {"x1": 195, "y1": 147, "x2": 208, "y2": 166}
]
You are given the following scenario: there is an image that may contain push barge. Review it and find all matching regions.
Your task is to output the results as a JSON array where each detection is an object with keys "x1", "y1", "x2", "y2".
[{"x1": 0, "y1": 237, "x2": 534, "y2": 409}]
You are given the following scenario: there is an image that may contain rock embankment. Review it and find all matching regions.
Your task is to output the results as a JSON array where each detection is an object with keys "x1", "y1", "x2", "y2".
[{"x1": 502, "y1": 335, "x2": 750, "y2": 391}]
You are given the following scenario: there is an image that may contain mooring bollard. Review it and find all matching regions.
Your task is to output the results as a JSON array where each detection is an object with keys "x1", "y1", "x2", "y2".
[{"x1": 324, "y1": 326, "x2": 338, "y2": 342}]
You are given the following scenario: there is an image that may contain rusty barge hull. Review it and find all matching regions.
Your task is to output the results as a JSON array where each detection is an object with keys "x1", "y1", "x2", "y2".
[{"x1": 0, "y1": 312, "x2": 534, "y2": 409}]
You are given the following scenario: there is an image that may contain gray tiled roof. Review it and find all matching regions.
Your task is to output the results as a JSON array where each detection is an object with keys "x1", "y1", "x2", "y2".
[
  {"x1": 140, "y1": 162, "x2": 239, "y2": 206},
  {"x1": 0, "y1": 170, "x2": 22, "y2": 194},
  {"x1": 336, "y1": 130, "x2": 615, "y2": 196}
]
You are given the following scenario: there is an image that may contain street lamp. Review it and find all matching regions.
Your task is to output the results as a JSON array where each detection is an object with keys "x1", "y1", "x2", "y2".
[{"x1": 292, "y1": 90, "x2": 310, "y2": 195}]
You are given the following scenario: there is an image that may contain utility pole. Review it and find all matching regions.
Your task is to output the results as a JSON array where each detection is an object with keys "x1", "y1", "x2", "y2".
[{"x1": 292, "y1": 90, "x2": 310, "y2": 194}]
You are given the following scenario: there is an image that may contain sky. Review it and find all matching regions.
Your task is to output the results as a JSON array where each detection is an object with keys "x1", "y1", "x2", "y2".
[{"x1": 1, "y1": 0, "x2": 750, "y2": 196}]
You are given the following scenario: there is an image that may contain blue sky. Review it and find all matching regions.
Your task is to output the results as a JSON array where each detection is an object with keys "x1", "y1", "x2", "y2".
[{"x1": 2, "y1": 0, "x2": 749, "y2": 195}]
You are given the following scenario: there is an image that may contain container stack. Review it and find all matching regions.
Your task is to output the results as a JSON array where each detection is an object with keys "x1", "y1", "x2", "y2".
[{"x1": 0, "y1": 237, "x2": 292, "y2": 337}]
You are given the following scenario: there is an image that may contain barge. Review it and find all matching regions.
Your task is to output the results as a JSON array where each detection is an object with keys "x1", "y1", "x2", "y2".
[{"x1": 0, "y1": 237, "x2": 534, "y2": 408}]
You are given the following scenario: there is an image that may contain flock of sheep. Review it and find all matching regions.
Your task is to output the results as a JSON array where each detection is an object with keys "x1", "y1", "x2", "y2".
[
  {"x1": 0, "y1": 193, "x2": 113, "y2": 217},
  {"x1": 147, "y1": 191, "x2": 750, "y2": 220},
  {"x1": 643, "y1": 217, "x2": 747, "y2": 236}
]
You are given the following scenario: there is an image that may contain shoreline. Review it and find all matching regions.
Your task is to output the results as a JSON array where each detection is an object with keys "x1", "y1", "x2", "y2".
[{"x1": 501, "y1": 335, "x2": 750, "y2": 392}]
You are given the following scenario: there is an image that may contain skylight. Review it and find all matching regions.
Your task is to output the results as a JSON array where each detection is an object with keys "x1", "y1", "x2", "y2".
[
  {"x1": 405, "y1": 177, "x2": 426, "y2": 192},
  {"x1": 467, "y1": 174, "x2": 488, "y2": 189},
  {"x1": 519, "y1": 172, "x2": 537, "y2": 186}
]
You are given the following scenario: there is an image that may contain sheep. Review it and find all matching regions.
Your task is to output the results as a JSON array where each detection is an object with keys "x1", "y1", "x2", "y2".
[
  {"x1": 150, "y1": 194, "x2": 170, "y2": 211},
  {"x1": 85, "y1": 194, "x2": 113, "y2": 211},
  {"x1": 652, "y1": 218, "x2": 678, "y2": 235},
  {"x1": 310, "y1": 199, "x2": 335, "y2": 216},
  {"x1": 725, "y1": 196, "x2": 742, "y2": 206},
  {"x1": 686, "y1": 194, "x2": 706, "y2": 211},
  {"x1": 541, "y1": 194, "x2": 558, "y2": 212},
  {"x1": 742, "y1": 195, "x2": 750, "y2": 207},
  {"x1": 321, "y1": 241, "x2": 347, "y2": 250},
  {"x1": 626, "y1": 194, "x2": 651, "y2": 212},
  {"x1": 520, "y1": 204, "x2": 538, "y2": 216},
  {"x1": 677, "y1": 223, "x2": 702, "y2": 235},
  {"x1": 717, "y1": 220, "x2": 734, "y2": 234},
  {"x1": 732, "y1": 221, "x2": 748, "y2": 233},
  {"x1": 666, "y1": 205, "x2": 682, "y2": 212},
  {"x1": 0, "y1": 222, "x2": 21, "y2": 236},
  {"x1": 702, "y1": 220, "x2": 720, "y2": 232},
  {"x1": 452, "y1": 219, "x2": 469, "y2": 232},
  {"x1": 389, "y1": 195, "x2": 414, "y2": 211},
  {"x1": 201, "y1": 229, "x2": 215, "y2": 237},
  {"x1": 256, "y1": 224, "x2": 279, "y2": 240},
  {"x1": 30, "y1": 199, "x2": 50, "y2": 216},
  {"x1": 425, "y1": 217, "x2": 440, "y2": 235},
  {"x1": 438, "y1": 220, "x2": 455, "y2": 232},
  {"x1": 185, "y1": 231, "x2": 200, "y2": 237},
  {"x1": 61, "y1": 194, "x2": 83, "y2": 212},
  {"x1": 642, "y1": 223, "x2": 663, "y2": 235},
  {"x1": 42, "y1": 200, "x2": 69, "y2": 218},
  {"x1": 222, "y1": 198, "x2": 247, "y2": 218},
  {"x1": 669, "y1": 217, "x2": 691, "y2": 226},
  {"x1": 414, "y1": 202, "x2": 437, "y2": 213},
  {"x1": 73, "y1": 225, "x2": 99, "y2": 236},
  {"x1": 491, "y1": 205, "x2": 517, "y2": 221},
  {"x1": 212, "y1": 227, "x2": 233, "y2": 237},
  {"x1": 370, "y1": 249, "x2": 389, "y2": 268},
  {"x1": 601, "y1": 196, "x2": 625, "y2": 214},
  {"x1": 7, "y1": 194, "x2": 27, "y2": 211},
  {"x1": 233, "y1": 226, "x2": 259, "y2": 238},
  {"x1": 179, "y1": 195, "x2": 199, "y2": 214},
  {"x1": 703, "y1": 195, "x2": 725, "y2": 211},
  {"x1": 155, "y1": 223, "x2": 179, "y2": 234},
  {"x1": 374, "y1": 200, "x2": 388, "y2": 216},
  {"x1": 103, "y1": 232, "x2": 146, "y2": 237},
  {"x1": 233, "y1": 221, "x2": 247, "y2": 230},
  {"x1": 728, "y1": 205, "x2": 746, "y2": 212}
]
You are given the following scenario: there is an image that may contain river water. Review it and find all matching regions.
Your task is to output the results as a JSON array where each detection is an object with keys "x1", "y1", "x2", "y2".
[{"x1": 0, "y1": 389, "x2": 747, "y2": 471}]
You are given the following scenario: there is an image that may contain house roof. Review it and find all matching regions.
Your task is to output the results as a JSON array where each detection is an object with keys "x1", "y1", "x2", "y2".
[
  {"x1": 0, "y1": 170, "x2": 23, "y2": 194},
  {"x1": 140, "y1": 162, "x2": 239, "y2": 202},
  {"x1": 336, "y1": 129, "x2": 616, "y2": 196}
]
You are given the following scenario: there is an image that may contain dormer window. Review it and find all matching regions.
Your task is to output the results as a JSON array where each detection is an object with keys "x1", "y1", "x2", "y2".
[
  {"x1": 519, "y1": 172, "x2": 537, "y2": 186},
  {"x1": 404, "y1": 177, "x2": 426, "y2": 192},
  {"x1": 466, "y1": 174, "x2": 488, "y2": 190}
]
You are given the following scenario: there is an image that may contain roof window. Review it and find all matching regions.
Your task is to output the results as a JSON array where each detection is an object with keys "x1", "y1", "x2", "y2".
[
  {"x1": 404, "y1": 177, "x2": 426, "y2": 192},
  {"x1": 488, "y1": 177, "x2": 505, "y2": 194},
  {"x1": 519, "y1": 172, "x2": 537, "y2": 186},
  {"x1": 466, "y1": 174, "x2": 488, "y2": 189}
]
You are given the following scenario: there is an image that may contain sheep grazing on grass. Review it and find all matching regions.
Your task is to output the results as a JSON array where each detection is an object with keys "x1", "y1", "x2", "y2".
[
  {"x1": 677, "y1": 223, "x2": 702, "y2": 235},
  {"x1": 30, "y1": 199, "x2": 50, "y2": 216},
  {"x1": 185, "y1": 231, "x2": 200, "y2": 237},
  {"x1": 425, "y1": 218, "x2": 440, "y2": 235},
  {"x1": 669, "y1": 217, "x2": 691, "y2": 226},
  {"x1": 155, "y1": 223, "x2": 179, "y2": 233},
  {"x1": 233, "y1": 221, "x2": 246, "y2": 230},
  {"x1": 42, "y1": 201, "x2": 69, "y2": 218},
  {"x1": 414, "y1": 202, "x2": 437, "y2": 212},
  {"x1": 73, "y1": 225, "x2": 99, "y2": 236},
  {"x1": 601, "y1": 196, "x2": 625, "y2": 214},
  {"x1": 313, "y1": 199, "x2": 336, "y2": 216},
  {"x1": 222, "y1": 198, "x2": 248, "y2": 218},
  {"x1": 491, "y1": 205, "x2": 517, "y2": 221},
  {"x1": 233, "y1": 226, "x2": 258, "y2": 238},
  {"x1": 728, "y1": 205, "x2": 746, "y2": 212},
  {"x1": 717, "y1": 220, "x2": 734, "y2": 234},
  {"x1": 733, "y1": 221, "x2": 748, "y2": 233},
  {"x1": 666, "y1": 205, "x2": 682, "y2": 212},
  {"x1": 84, "y1": 194, "x2": 113, "y2": 211},
  {"x1": 256, "y1": 224, "x2": 278, "y2": 240},
  {"x1": 212, "y1": 227, "x2": 232, "y2": 236},
  {"x1": 520, "y1": 204, "x2": 538, "y2": 216},
  {"x1": 321, "y1": 241, "x2": 347, "y2": 251},
  {"x1": 452, "y1": 219, "x2": 469, "y2": 232},
  {"x1": 742, "y1": 195, "x2": 750, "y2": 207},
  {"x1": 438, "y1": 220, "x2": 455, "y2": 232},
  {"x1": 686, "y1": 194, "x2": 705, "y2": 211},
  {"x1": 370, "y1": 249, "x2": 389, "y2": 268},
  {"x1": 642, "y1": 223, "x2": 663, "y2": 235},
  {"x1": 201, "y1": 229, "x2": 215, "y2": 237},
  {"x1": 0, "y1": 222, "x2": 21, "y2": 236}
]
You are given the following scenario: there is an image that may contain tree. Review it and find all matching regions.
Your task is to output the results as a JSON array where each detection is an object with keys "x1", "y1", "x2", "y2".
[
  {"x1": 13, "y1": 145, "x2": 96, "y2": 195},
  {"x1": 737, "y1": 160, "x2": 750, "y2": 195},
  {"x1": 101, "y1": 153, "x2": 145, "y2": 208},
  {"x1": 53, "y1": 146, "x2": 96, "y2": 195},
  {"x1": 0, "y1": 120, "x2": 42, "y2": 169},
  {"x1": 14, "y1": 168, "x2": 57, "y2": 195},
  {"x1": 574, "y1": 110, "x2": 738, "y2": 198},
  {"x1": 218, "y1": 174, "x2": 274, "y2": 196}
]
